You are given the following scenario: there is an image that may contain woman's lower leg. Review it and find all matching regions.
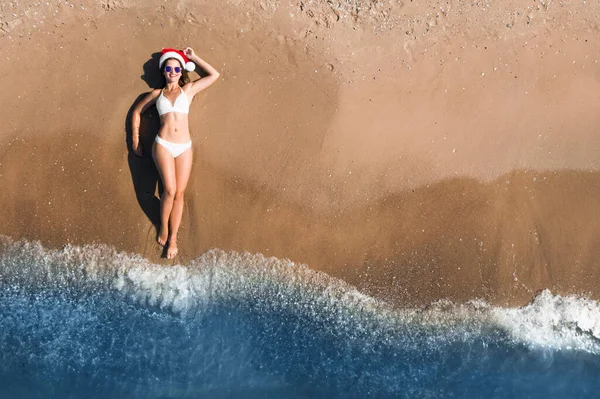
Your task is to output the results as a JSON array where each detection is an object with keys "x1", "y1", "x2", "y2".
[
  {"x1": 158, "y1": 191, "x2": 175, "y2": 245},
  {"x1": 168, "y1": 193, "x2": 184, "y2": 243}
]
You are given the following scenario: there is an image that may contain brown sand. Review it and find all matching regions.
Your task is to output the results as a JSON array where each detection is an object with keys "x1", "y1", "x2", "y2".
[{"x1": 1, "y1": 0, "x2": 600, "y2": 306}]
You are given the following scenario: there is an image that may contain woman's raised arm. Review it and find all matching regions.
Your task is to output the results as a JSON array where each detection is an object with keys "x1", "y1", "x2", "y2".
[{"x1": 183, "y1": 47, "x2": 220, "y2": 97}]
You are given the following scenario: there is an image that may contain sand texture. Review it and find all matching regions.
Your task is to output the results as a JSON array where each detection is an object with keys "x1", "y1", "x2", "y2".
[{"x1": 1, "y1": 0, "x2": 600, "y2": 306}]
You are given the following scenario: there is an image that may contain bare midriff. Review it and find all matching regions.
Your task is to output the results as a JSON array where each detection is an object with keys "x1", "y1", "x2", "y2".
[{"x1": 158, "y1": 112, "x2": 191, "y2": 143}]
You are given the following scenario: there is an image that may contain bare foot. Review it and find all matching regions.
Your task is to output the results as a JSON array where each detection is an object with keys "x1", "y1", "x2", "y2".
[
  {"x1": 166, "y1": 241, "x2": 178, "y2": 259},
  {"x1": 157, "y1": 226, "x2": 168, "y2": 247}
]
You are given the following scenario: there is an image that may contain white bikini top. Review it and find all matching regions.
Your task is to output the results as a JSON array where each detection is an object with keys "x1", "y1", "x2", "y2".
[{"x1": 156, "y1": 88, "x2": 190, "y2": 116}]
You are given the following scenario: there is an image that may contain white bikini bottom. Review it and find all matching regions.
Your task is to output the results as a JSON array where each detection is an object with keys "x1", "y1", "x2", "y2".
[{"x1": 155, "y1": 136, "x2": 192, "y2": 158}]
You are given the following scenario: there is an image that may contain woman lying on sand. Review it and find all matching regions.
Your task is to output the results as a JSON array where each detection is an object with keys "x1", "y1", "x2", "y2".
[{"x1": 131, "y1": 47, "x2": 220, "y2": 259}]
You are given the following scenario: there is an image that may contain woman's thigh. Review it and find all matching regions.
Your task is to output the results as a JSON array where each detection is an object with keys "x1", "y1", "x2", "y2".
[
  {"x1": 174, "y1": 148, "x2": 193, "y2": 194},
  {"x1": 152, "y1": 141, "x2": 177, "y2": 193}
]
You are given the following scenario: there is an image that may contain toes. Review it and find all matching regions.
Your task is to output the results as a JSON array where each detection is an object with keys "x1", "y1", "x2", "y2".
[
  {"x1": 157, "y1": 230, "x2": 168, "y2": 246},
  {"x1": 167, "y1": 245, "x2": 178, "y2": 259}
]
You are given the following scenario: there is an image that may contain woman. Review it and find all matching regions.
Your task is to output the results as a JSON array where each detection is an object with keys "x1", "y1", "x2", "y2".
[{"x1": 131, "y1": 47, "x2": 220, "y2": 259}]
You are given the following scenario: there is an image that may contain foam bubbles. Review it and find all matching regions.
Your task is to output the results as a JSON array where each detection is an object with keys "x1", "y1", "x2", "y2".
[
  {"x1": 2, "y1": 236, "x2": 600, "y2": 353},
  {"x1": 492, "y1": 290, "x2": 600, "y2": 353}
]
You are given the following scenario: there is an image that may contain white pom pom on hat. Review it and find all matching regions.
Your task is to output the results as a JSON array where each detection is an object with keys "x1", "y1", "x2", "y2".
[{"x1": 159, "y1": 48, "x2": 196, "y2": 72}]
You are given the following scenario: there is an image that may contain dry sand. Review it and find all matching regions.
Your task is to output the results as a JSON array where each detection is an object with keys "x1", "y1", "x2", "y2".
[{"x1": 1, "y1": 0, "x2": 600, "y2": 306}]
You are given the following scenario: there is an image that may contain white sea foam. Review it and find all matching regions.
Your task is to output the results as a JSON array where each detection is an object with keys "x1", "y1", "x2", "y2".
[
  {"x1": 1, "y1": 235, "x2": 599, "y2": 353},
  {"x1": 491, "y1": 290, "x2": 600, "y2": 352}
]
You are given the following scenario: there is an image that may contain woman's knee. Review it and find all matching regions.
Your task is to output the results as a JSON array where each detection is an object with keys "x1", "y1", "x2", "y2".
[
  {"x1": 174, "y1": 189, "x2": 186, "y2": 201},
  {"x1": 163, "y1": 185, "x2": 177, "y2": 199}
]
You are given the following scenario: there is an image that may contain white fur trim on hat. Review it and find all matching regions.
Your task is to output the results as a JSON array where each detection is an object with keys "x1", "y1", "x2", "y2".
[{"x1": 159, "y1": 50, "x2": 195, "y2": 72}]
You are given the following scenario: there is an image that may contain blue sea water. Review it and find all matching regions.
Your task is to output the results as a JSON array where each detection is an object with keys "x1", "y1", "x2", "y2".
[{"x1": 1, "y1": 237, "x2": 600, "y2": 398}]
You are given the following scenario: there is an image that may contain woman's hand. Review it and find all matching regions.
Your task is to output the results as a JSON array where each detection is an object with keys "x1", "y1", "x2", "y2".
[
  {"x1": 132, "y1": 139, "x2": 144, "y2": 157},
  {"x1": 184, "y1": 47, "x2": 196, "y2": 59}
]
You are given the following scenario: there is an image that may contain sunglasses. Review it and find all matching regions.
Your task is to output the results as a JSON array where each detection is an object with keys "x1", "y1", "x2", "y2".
[{"x1": 165, "y1": 66, "x2": 181, "y2": 73}]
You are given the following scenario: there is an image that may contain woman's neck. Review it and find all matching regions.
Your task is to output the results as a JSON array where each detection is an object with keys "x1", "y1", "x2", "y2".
[{"x1": 165, "y1": 82, "x2": 179, "y2": 91}]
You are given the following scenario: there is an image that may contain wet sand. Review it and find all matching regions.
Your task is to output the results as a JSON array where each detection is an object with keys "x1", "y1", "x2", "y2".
[{"x1": 1, "y1": 0, "x2": 600, "y2": 306}]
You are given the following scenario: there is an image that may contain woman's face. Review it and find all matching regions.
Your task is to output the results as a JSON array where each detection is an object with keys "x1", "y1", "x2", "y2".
[{"x1": 163, "y1": 59, "x2": 183, "y2": 82}]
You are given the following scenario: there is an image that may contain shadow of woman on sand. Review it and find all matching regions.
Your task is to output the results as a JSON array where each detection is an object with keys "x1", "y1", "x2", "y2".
[{"x1": 124, "y1": 53, "x2": 164, "y2": 230}]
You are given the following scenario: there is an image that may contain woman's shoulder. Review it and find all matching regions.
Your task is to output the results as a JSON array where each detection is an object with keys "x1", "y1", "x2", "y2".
[
  {"x1": 142, "y1": 89, "x2": 162, "y2": 103},
  {"x1": 142, "y1": 88, "x2": 162, "y2": 101}
]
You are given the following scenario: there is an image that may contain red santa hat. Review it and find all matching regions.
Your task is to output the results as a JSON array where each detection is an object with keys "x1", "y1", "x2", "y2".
[{"x1": 159, "y1": 48, "x2": 195, "y2": 72}]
